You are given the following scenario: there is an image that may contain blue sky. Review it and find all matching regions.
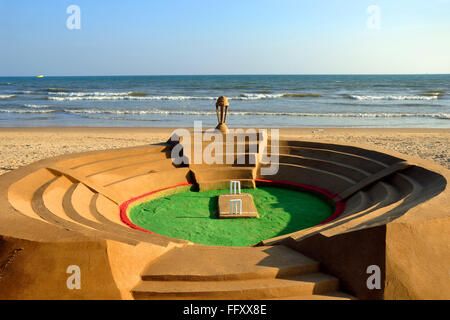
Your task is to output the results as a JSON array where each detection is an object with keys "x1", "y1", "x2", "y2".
[{"x1": 0, "y1": 0, "x2": 449, "y2": 76}]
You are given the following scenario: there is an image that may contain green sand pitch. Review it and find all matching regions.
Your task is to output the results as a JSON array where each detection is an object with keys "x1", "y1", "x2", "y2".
[{"x1": 129, "y1": 187, "x2": 333, "y2": 246}]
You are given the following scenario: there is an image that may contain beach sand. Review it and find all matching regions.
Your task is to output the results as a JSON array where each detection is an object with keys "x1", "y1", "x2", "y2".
[{"x1": 0, "y1": 127, "x2": 448, "y2": 176}]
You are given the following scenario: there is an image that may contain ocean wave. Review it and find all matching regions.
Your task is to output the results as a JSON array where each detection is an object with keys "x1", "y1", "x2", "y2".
[
  {"x1": 0, "y1": 108, "x2": 57, "y2": 114},
  {"x1": 127, "y1": 91, "x2": 150, "y2": 97},
  {"x1": 0, "y1": 94, "x2": 17, "y2": 100},
  {"x1": 48, "y1": 91, "x2": 151, "y2": 97},
  {"x1": 46, "y1": 88, "x2": 74, "y2": 93},
  {"x1": 1, "y1": 107, "x2": 448, "y2": 119},
  {"x1": 24, "y1": 104, "x2": 55, "y2": 108},
  {"x1": 63, "y1": 108, "x2": 450, "y2": 119},
  {"x1": 282, "y1": 93, "x2": 322, "y2": 98},
  {"x1": 47, "y1": 91, "x2": 323, "y2": 101},
  {"x1": 344, "y1": 94, "x2": 438, "y2": 101},
  {"x1": 48, "y1": 94, "x2": 216, "y2": 101},
  {"x1": 421, "y1": 90, "x2": 446, "y2": 98},
  {"x1": 237, "y1": 93, "x2": 284, "y2": 100},
  {"x1": 237, "y1": 93, "x2": 322, "y2": 99}
]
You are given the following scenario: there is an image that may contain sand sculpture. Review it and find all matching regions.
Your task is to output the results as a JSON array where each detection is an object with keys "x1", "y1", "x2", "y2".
[
  {"x1": 218, "y1": 181, "x2": 259, "y2": 219},
  {"x1": 215, "y1": 96, "x2": 229, "y2": 133},
  {"x1": 0, "y1": 96, "x2": 448, "y2": 300}
]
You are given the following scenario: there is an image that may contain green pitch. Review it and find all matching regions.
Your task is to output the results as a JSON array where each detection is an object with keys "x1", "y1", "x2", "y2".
[{"x1": 129, "y1": 187, "x2": 333, "y2": 246}]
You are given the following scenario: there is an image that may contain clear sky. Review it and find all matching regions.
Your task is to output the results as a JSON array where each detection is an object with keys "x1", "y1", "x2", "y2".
[{"x1": 1, "y1": 0, "x2": 449, "y2": 76}]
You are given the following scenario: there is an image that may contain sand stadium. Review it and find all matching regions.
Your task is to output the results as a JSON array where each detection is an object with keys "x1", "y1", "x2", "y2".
[{"x1": 0, "y1": 121, "x2": 448, "y2": 300}]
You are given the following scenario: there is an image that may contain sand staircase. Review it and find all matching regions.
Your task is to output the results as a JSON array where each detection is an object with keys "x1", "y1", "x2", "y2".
[
  {"x1": 6, "y1": 144, "x2": 192, "y2": 245},
  {"x1": 132, "y1": 245, "x2": 356, "y2": 300},
  {"x1": 181, "y1": 133, "x2": 261, "y2": 191}
]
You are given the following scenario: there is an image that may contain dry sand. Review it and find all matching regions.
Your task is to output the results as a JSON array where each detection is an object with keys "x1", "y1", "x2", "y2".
[{"x1": 0, "y1": 127, "x2": 448, "y2": 176}]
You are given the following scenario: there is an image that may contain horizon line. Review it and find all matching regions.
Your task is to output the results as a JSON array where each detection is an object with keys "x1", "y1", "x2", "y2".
[{"x1": 1, "y1": 73, "x2": 450, "y2": 78}]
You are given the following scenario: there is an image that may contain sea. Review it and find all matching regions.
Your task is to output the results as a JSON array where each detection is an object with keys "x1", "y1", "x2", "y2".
[{"x1": 0, "y1": 74, "x2": 449, "y2": 128}]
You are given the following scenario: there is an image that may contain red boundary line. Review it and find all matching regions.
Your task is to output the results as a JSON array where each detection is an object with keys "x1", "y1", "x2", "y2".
[
  {"x1": 119, "y1": 180, "x2": 346, "y2": 234},
  {"x1": 119, "y1": 183, "x2": 193, "y2": 234}
]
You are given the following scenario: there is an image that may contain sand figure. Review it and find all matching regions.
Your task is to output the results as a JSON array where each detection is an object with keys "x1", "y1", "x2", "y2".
[{"x1": 215, "y1": 96, "x2": 229, "y2": 133}]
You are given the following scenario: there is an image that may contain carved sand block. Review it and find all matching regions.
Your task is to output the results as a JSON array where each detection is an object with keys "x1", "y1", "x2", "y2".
[
  {"x1": 218, "y1": 194, "x2": 258, "y2": 219},
  {"x1": 218, "y1": 181, "x2": 258, "y2": 218}
]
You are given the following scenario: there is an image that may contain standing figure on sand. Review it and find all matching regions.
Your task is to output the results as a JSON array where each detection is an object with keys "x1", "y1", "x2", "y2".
[{"x1": 215, "y1": 96, "x2": 229, "y2": 133}]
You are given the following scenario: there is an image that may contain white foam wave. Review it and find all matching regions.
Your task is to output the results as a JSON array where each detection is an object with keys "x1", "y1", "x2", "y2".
[
  {"x1": 2, "y1": 106, "x2": 449, "y2": 119},
  {"x1": 0, "y1": 108, "x2": 57, "y2": 114},
  {"x1": 0, "y1": 94, "x2": 17, "y2": 100},
  {"x1": 236, "y1": 93, "x2": 284, "y2": 100},
  {"x1": 49, "y1": 91, "x2": 132, "y2": 97},
  {"x1": 24, "y1": 104, "x2": 54, "y2": 108},
  {"x1": 47, "y1": 92, "x2": 291, "y2": 101},
  {"x1": 48, "y1": 94, "x2": 216, "y2": 101},
  {"x1": 63, "y1": 108, "x2": 450, "y2": 119},
  {"x1": 347, "y1": 94, "x2": 438, "y2": 101}
]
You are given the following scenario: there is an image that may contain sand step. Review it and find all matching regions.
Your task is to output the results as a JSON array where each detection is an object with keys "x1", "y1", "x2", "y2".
[
  {"x1": 257, "y1": 163, "x2": 354, "y2": 196},
  {"x1": 189, "y1": 153, "x2": 258, "y2": 168},
  {"x1": 55, "y1": 145, "x2": 168, "y2": 170},
  {"x1": 338, "y1": 191, "x2": 371, "y2": 219},
  {"x1": 179, "y1": 145, "x2": 262, "y2": 159},
  {"x1": 89, "y1": 193, "x2": 167, "y2": 243},
  {"x1": 273, "y1": 146, "x2": 386, "y2": 174},
  {"x1": 6, "y1": 167, "x2": 88, "y2": 241},
  {"x1": 140, "y1": 245, "x2": 319, "y2": 281},
  {"x1": 269, "y1": 291, "x2": 356, "y2": 300},
  {"x1": 132, "y1": 245, "x2": 349, "y2": 300},
  {"x1": 336, "y1": 161, "x2": 411, "y2": 200},
  {"x1": 73, "y1": 152, "x2": 169, "y2": 176},
  {"x1": 87, "y1": 158, "x2": 176, "y2": 187},
  {"x1": 32, "y1": 176, "x2": 112, "y2": 240},
  {"x1": 192, "y1": 167, "x2": 254, "y2": 181},
  {"x1": 298, "y1": 182, "x2": 394, "y2": 237},
  {"x1": 319, "y1": 182, "x2": 405, "y2": 237},
  {"x1": 39, "y1": 176, "x2": 136, "y2": 243},
  {"x1": 193, "y1": 166, "x2": 255, "y2": 191},
  {"x1": 132, "y1": 272, "x2": 339, "y2": 300},
  {"x1": 274, "y1": 140, "x2": 404, "y2": 166},
  {"x1": 378, "y1": 181, "x2": 401, "y2": 206},
  {"x1": 70, "y1": 183, "x2": 104, "y2": 225},
  {"x1": 277, "y1": 154, "x2": 370, "y2": 181},
  {"x1": 396, "y1": 172, "x2": 424, "y2": 200},
  {"x1": 320, "y1": 175, "x2": 423, "y2": 237},
  {"x1": 91, "y1": 193, "x2": 189, "y2": 246},
  {"x1": 199, "y1": 179, "x2": 255, "y2": 191},
  {"x1": 104, "y1": 167, "x2": 192, "y2": 203},
  {"x1": 8, "y1": 168, "x2": 60, "y2": 223},
  {"x1": 65, "y1": 183, "x2": 140, "y2": 244}
]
